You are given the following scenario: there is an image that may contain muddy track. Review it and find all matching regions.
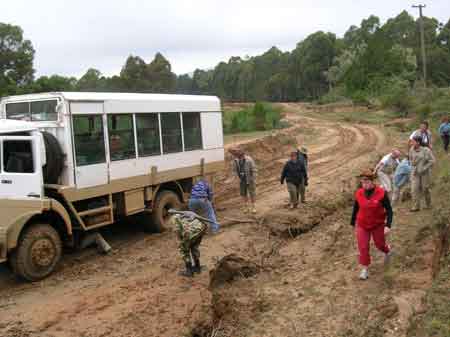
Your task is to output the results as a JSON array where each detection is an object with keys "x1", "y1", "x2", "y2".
[
  {"x1": 217, "y1": 108, "x2": 385, "y2": 210},
  {"x1": 0, "y1": 104, "x2": 392, "y2": 337}
]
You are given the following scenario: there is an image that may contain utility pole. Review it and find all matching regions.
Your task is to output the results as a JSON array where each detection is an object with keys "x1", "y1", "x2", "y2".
[{"x1": 412, "y1": 4, "x2": 427, "y2": 87}]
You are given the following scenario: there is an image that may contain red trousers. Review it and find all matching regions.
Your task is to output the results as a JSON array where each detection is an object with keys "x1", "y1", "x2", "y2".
[{"x1": 356, "y1": 225, "x2": 390, "y2": 266}]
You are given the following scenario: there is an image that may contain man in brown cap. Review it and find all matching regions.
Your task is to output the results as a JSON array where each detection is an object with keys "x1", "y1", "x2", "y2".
[
  {"x1": 409, "y1": 136, "x2": 435, "y2": 211},
  {"x1": 229, "y1": 148, "x2": 257, "y2": 214}
]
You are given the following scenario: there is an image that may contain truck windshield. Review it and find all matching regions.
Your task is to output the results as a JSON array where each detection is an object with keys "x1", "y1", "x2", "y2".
[{"x1": 5, "y1": 100, "x2": 58, "y2": 121}]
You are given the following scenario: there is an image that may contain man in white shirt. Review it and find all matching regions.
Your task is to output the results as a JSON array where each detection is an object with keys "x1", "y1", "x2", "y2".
[
  {"x1": 409, "y1": 121, "x2": 432, "y2": 149},
  {"x1": 374, "y1": 149, "x2": 401, "y2": 197}
]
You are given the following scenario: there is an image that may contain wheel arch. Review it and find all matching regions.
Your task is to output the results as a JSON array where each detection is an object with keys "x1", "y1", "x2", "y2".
[
  {"x1": 7, "y1": 201, "x2": 72, "y2": 252},
  {"x1": 154, "y1": 181, "x2": 185, "y2": 203}
]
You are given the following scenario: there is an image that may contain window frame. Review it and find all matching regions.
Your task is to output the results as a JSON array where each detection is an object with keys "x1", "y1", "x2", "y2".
[
  {"x1": 2, "y1": 139, "x2": 35, "y2": 174},
  {"x1": 107, "y1": 114, "x2": 136, "y2": 162},
  {"x1": 181, "y1": 111, "x2": 203, "y2": 152},
  {"x1": 160, "y1": 111, "x2": 183, "y2": 154},
  {"x1": 72, "y1": 114, "x2": 107, "y2": 167},
  {"x1": 5, "y1": 99, "x2": 59, "y2": 122},
  {"x1": 135, "y1": 113, "x2": 162, "y2": 158}
]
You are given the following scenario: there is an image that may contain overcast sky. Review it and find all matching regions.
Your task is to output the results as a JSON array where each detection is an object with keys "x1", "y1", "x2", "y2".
[{"x1": 1, "y1": 0, "x2": 449, "y2": 78}]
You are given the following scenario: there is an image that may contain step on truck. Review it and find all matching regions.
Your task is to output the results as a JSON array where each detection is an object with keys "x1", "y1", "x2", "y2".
[{"x1": 0, "y1": 92, "x2": 224, "y2": 281}]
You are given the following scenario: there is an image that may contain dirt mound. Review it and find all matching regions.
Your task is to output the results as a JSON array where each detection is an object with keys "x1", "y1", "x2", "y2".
[
  {"x1": 262, "y1": 197, "x2": 350, "y2": 239},
  {"x1": 209, "y1": 254, "x2": 261, "y2": 289}
]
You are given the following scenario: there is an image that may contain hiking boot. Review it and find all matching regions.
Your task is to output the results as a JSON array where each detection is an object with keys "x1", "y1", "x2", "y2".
[
  {"x1": 179, "y1": 262, "x2": 194, "y2": 277},
  {"x1": 359, "y1": 268, "x2": 369, "y2": 280},
  {"x1": 192, "y1": 257, "x2": 204, "y2": 274}
]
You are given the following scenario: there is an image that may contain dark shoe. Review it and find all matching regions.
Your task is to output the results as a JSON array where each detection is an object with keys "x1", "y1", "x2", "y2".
[
  {"x1": 409, "y1": 208, "x2": 420, "y2": 212},
  {"x1": 192, "y1": 258, "x2": 204, "y2": 274},
  {"x1": 179, "y1": 262, "x2": 194, "y2": 277}
]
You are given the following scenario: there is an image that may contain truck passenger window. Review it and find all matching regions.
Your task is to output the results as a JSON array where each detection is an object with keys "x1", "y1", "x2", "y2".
[
  {"x1": 3, "y1": 140, "x2": 34, "y2": 173},
  {"x1": 182, "y1": 112, "x2": 203, "y2": 151},
  {"x1": 31, "y1": 100, "x2": 58, "y2": 121},
  {"x1": 6, "y1": 100, "x2": 58, "y2": 121},
  {"x1": 160, "y1": 112, "x2": 182, "y2": 154},
  {"x1": 136, "y1": 114, "x2": 161, "y2": 156},
  {"x1": 73, "y1": 116, "x2": 106, "y2": 166},
  {"x1": 108, "y1": 115, "x2": 136, "y2": 161},
  {"x1": 6, "y1": 102, "x2": 30, "y2": 121}
]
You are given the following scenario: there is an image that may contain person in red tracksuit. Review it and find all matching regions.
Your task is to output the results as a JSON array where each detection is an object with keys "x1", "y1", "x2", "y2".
[{"x1": 351, "y1": 170, "x2": 393, "y2": 280}]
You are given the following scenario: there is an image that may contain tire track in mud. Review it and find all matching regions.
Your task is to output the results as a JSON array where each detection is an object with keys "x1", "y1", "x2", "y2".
[{"x1": 217, "y1": 113, "x2": 385, "y2": 210}]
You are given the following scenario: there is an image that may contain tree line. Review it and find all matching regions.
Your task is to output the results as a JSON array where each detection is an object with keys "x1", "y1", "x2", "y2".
[{"x1": 1, "y1": 10, "x2": 449, "y2": 101}]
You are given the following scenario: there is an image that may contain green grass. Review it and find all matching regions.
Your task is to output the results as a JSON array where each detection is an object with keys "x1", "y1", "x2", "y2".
[
  {"x1": 224, "y1": 130, "x2": 274, "y2": 145},
  {"x1": 222, "y1": 102, "x2": 283, "y2": 134},
  {"x1": 302, "y1": 108, "x2": 397, "y2": 125}
]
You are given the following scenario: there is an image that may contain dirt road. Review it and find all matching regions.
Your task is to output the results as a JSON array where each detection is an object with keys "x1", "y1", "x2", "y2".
[{"x1": 0, "y1": 104, "x2": 431, "y2": 337}]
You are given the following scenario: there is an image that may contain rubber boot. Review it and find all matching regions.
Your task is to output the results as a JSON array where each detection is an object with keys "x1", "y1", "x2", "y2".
[
  {"x1": 192, "y1": 257, "x2": 203, "y2": 274},
  {"x1": 179, "y1": 261, "x2": 194, "y2": 277}
]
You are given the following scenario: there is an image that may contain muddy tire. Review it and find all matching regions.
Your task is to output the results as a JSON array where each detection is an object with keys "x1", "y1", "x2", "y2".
[
  {"x1": 151, "y1": 190, "x2": 182, "y2": 232},
  {"x1": 11, "y1": 223, "x2": 62, "y2": 282}
]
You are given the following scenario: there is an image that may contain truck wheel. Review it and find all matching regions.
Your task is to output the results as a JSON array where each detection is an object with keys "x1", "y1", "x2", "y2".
[
  {"x1": 151, "y1": 190, "x2": 182, "y2": 232},
  {"x1": 11, "y1": 223, "x2": 62, "y2": 282}
]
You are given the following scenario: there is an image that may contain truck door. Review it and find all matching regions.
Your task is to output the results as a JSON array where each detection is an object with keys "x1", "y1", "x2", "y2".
[
  {"x1": 0, "y1": 136, "x2": 43, "y2": 198},
  {"x1": 72, "y1": 114, "x2": 108, "y2": 188}
]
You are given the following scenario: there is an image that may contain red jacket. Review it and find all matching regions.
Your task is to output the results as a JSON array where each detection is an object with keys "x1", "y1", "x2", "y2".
[{"x1": 355, "y1": 186, "x2": 387, "y2": 229}]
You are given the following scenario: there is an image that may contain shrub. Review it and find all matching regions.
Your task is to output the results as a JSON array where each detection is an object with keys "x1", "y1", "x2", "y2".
[{"x1": 223, "y1": 102, "x2": 282, "y2": 134}]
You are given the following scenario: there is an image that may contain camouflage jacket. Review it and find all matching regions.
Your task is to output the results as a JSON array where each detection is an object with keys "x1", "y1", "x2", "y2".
[{"x1": 173, "y1": 214, "x2": 207, "y2": 241}]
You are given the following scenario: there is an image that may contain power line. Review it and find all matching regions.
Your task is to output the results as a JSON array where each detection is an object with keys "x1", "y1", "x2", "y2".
[{"x1": 412, "y1": 4, "x2": 427, "y2": 87}]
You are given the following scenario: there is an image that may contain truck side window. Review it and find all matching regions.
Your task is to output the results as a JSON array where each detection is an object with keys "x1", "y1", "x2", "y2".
[
  {"x1": 3, "y1": 140, "x2": 34, "y2": 173},
  {"x1": 136, "y1": 114, "x2": 161, "y2": 157},
  {"x1": 6, "y1": 102, "x2": 30, "y2": 121},
  {"x1": 30, "y1": 100, "x2": 58, "y2": 121},
  {"x1": 182, "y1": 112, "x2": 203, "y2": 151},
  {"x1": 160, "y1": 112, "x2": 182, "y2": 154},
  {"x1": 73, "y1": 115, "x2": 106, "y2": 166},
  {"x1": 108, "y1": 114, "x2": 136, "y2": 161}
]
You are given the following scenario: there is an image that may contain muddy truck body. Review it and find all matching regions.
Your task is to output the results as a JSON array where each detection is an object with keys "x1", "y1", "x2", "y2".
[{"x1": 0, "y1": 92, "x2": 224, "y2": 281}]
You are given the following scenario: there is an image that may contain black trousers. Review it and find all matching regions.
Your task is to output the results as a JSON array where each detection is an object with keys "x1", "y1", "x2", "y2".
[{"x1": 442, "y1": 135, "x2": 450, "y2": 152}]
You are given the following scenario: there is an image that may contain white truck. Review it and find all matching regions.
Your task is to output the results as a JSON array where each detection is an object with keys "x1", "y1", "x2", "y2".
[{"x1": 0, "y1": 92, "x2": 224, "y2": 281}]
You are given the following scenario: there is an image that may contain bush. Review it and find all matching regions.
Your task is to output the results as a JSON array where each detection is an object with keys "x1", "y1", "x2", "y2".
[
  {"x1": 379, "y1": 78, "x2": 414, "y2": 117},
  {"x1": 223, "y1": 102, "x2": 282, "y2": 134}
]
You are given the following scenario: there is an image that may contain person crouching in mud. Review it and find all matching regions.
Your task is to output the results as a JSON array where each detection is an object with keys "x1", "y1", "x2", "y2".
[
  {"x1": 170, "y1": 211, "x2": 208, "y2": 277},
  {"x1": 350, "y1": 170, "x2": 393, "y2": 280}
]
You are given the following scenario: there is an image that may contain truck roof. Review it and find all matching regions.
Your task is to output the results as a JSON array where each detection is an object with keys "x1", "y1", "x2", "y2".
[
  {"x1": 0, "y1": 119, "x2": 37, "y2": 133},
  {"x1": 2, "y1": 92, "x2": 220, "y2": 103}
]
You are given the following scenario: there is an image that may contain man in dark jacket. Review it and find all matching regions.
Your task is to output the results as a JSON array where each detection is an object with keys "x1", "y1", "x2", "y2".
[{"x1": 281, "y1": 151, "x2": 308, "y2": 208}]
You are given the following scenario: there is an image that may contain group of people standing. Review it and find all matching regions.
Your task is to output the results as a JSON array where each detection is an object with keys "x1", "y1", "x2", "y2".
[
  {"x1": 350, "y1": 117, "x2": 448, "y2": 280},
  {"x1": 172, "y1": 116, "x2": 448, "y2": 279}
]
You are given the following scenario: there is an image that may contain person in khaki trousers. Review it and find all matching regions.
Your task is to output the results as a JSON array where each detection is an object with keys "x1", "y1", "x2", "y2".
[{"x1": 409, "y1": 136, "x2": 435, "y2": 212}]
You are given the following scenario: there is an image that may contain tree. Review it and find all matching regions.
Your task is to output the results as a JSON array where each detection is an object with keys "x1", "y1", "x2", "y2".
[
  {"x1": 146, "y1": 52, "x2": 176, "y2": 93},
  {"x1": 290, "y1": 31, "x2": 338, "y2": 99},
  {"x1": 77, "y1": 68, "x2": 106, "y2": 91},
  {"x1": 176, "y1": 74, "x2": 194, "y2": 94},
  {"x1": 25, "y1": 75, "x2": 77, "y2": 93},
  {"x1": 120, "y1": 55, "x2": 148, "y2": 91},
  {"x1": 0, "y1": 23, "x2": 35, "y2": 96}
]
